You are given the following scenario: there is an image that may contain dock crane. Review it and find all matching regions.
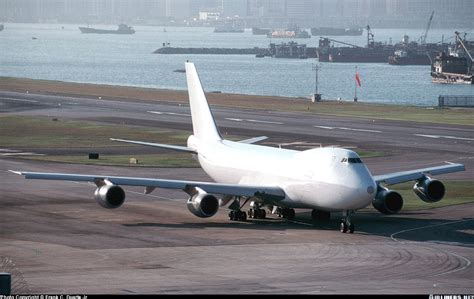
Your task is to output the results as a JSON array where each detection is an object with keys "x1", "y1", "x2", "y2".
[{"x1": 419, "y1": 11, "x2": 434, "y2": 45}]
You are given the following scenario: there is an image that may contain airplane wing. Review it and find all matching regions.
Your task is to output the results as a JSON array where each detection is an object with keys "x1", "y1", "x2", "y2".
[
  {"x1": 111, "y1": 136, "x2": 268, "y2": 151},
  {"x1": 9, "y1": 170, "x2": 286, "y2": 201},
  {"x1": 373, "y1": 163, "x2": 465, "y2": 186}
]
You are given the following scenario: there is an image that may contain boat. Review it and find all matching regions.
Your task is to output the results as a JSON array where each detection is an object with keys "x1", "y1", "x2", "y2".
[
  {"x1": 267, "y1": 27, "x2": 310, "y2": 39},
  {"x1": 317, "y1": 26, "x2": 394, "y2": 63},
  {"x1": 214, "y1": 22, "x2": 244, "y2": 33},
  {"x1": 431, "y1": 52, "x2": 473, "y2": 84},
  {"x1": 389, "y1": 49, "x2": 432, "y2": 65},
  {"x1": 431, "y1": 31, "x2": 473, "y2": 84},
  {"x1": 252, "y1": 27, "x2": 271, "y2": 35},
  {"x1": 311, "y1": 27, "x2": 362, "y2": 36},
  {"x1": 268, "y1": 42, "x2": 308, "y2": 59},
  {"x1": 79, "y1": 23, "x2": 135, "y2": 34}
]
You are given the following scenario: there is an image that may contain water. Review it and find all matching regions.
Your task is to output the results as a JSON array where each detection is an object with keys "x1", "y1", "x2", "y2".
[{"x1": 1, "y1": 23, "x2": 473, "y2": 106}]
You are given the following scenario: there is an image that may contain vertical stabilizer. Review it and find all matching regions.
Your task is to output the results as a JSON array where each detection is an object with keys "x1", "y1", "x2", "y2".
[{"x1": 185, "y1": 62, "x2": 222, "y2": 141}]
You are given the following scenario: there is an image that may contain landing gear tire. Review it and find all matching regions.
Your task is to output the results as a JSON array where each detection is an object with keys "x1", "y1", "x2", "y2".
[
  {"x1": 277, "y1": 208, "x2": 295, "y2": 220},
  {"x1": 340, "y1": 210, "x2": 355, "y2": 233},
  {"x1": 349, "y1": 223, "x2": 355, "y2": 234},
  {"x1": 249, "y1": 208, "x2": 266, "y2": 219},
  {"x1": 229, "y1": 210, "x2": 247, "y2": 221},
  {"x1": 340, "y1": 222, "x2": 348, "y2": 233}
]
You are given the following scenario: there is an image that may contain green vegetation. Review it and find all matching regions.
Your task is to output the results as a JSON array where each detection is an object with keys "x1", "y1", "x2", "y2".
[
  {"x1": 23, "y1": 154, "x2": 199, "y2": 168},
  {"x1": 0, "y1": 115, "x2": 197, "y2": 167},
  {"x1": 295, "y1": 102, "x2": 474, "y2": 126},
  {"x1": 0, "y1": 115, "x2": 189, "y2": 148}
]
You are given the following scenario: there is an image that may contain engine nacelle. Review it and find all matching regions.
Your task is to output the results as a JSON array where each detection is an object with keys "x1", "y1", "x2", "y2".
[
  {"x1": 94, "y1": 184, "x2": 126, "y2": 209},
  {"x1": 187, "y1": 191, "x2": 219, "y2": 218},
  {"x1": 373, "y1": 187, "x2": 403, "y2": 215},
  {"x1": 413, "y1": 176, "x2": 445, "y2": 203}
]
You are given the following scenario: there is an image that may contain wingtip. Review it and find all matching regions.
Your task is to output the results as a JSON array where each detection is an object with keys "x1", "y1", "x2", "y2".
[{"x1": 8, "y1": 170, "x2": 23, "y2": 175}]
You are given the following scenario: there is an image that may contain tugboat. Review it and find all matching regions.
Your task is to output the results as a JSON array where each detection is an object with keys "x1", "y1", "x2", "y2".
[
  {"x1": 431, "y1": 32, "x2": 473, "y2": 84},
  {"x1": 79, "y1": 23, "x2": 135, "y2": 34}
]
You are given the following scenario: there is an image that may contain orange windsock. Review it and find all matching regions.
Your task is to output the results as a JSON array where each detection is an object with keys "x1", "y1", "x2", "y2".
[{"x1": 355, "y1": 72, "x2": 361, "y2": 87}]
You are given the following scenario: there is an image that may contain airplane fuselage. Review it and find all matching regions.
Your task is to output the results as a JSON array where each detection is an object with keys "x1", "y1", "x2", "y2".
[{"x1": 189, "y1": 135, "x2": 377, "y2": 212}]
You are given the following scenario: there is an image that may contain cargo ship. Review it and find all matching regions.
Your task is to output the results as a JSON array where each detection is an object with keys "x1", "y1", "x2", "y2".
[
  {"x1": 311, "y1": 27, "x2": 362, "y2": 36},
  {"x1": 79, "y1": 23, "x2": 135, "y2": 34},
  {"x1": 317, "y1": 26, "x2": 394, "y2": 63}
]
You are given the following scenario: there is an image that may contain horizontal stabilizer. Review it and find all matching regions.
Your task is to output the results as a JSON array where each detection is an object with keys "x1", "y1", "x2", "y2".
[
  {"x1": 110, "y1": 138, "x2": 196, "y2": 153},
  {"x1": 239, "y1": 136, "x2": 268, "y2": 144}
]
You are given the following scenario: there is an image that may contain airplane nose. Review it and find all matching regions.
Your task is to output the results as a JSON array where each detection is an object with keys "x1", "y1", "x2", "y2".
[{"x1": 367, "y1": 185, "x2": 375, "y2": 195}]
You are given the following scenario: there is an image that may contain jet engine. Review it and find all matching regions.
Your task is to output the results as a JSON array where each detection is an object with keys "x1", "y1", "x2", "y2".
[
  {"x1": 187, "y1": 190, "x2": 219, "y2": 218},
  {"x1": 94, "y1": 184, "x2": 126, "y2": 209},
  {"x1": 413, "y1": 176, "x2": 445, "y2": 203},
  {"x1": 373, "y1": 186, "x2": 403, "y2": 215}
]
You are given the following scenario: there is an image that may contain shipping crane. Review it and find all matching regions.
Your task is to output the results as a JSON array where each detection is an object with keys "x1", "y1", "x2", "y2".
[
  {"x1": 419, "y1": 11, "x2": 434, "y2": 45},
  {"x1": 454, "y1": 31, "x2": 474, "y2": 63}
]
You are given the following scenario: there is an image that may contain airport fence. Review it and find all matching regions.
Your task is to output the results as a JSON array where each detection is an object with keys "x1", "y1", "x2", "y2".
[{"x1": 438, "y1": 95, "x2": 474, "y2": 107}]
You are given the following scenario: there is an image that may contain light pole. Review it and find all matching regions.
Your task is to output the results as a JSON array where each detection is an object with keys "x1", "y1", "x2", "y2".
[{"x1": 312, "y1": 63, "x2": 321, "y2": 102}]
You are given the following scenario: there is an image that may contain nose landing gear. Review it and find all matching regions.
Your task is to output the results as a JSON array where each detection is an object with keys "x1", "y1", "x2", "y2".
[{"x1": 340, "y1": 210, "x2": 355, "y2": 233}]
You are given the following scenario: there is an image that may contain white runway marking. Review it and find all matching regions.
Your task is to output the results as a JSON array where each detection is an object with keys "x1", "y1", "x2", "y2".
[
  {"x1": 314, "y1": 125, "x2": 381, "y2": 133},
  {"x1": 414, "y1": 134, "x2": 474, "y2": 141},
  {"x1": 246, "y1": 119, "x2": 283, "y2": 125},
  {"x1": 0, "y1": 97, "x2": 39, "y2": 103},
  {"x1": 147, "y1": 111, "x2": 190, "y2": 117},
  {"x1": 225, "y1": 118, "x2": 283, "y2": 125}
]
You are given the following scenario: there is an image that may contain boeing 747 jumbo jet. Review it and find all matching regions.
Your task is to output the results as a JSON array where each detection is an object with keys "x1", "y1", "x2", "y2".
[{"x1": 10, "y1": 62, "x2": 465, "y2": 233}]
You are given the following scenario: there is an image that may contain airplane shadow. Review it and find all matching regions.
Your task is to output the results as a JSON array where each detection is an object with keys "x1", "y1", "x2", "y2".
[{"x1": 123, "y1": 210, "x2": 474, "y2": 248}]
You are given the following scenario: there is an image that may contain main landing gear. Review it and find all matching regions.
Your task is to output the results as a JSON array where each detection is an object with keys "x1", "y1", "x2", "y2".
[
  {"x1": 248, "y1": 208, "x2": 266, "y2": 219},
  {"x1": 340, "y1": 210, "x2": 355, "y2": 234},
  {"x1": 228, "y1": 210, "x2": 247, "y2": 221},
  {"x1": 276, "y1": 207, "x2": 295, "y2": 220}
]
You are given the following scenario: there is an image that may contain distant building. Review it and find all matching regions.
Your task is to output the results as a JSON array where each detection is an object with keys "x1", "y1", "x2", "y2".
[
  {"x1": 0, "y1": 0, "x2": 472, "y2": 27},
  {"x1": 285, "y1": 0, "x2": 318, "y2": 20},
  {"x1": 222, "y1": 0, "x2": 247, "y2": 18}
]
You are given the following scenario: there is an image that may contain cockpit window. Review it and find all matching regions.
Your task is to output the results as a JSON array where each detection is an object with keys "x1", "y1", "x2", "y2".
[{"x1": 341, "y1": 157, "x2": 363, "y2": 164}]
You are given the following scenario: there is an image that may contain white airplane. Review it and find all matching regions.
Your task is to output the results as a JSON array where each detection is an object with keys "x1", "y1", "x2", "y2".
[{"x1": 10, "y1": 62, "x2": 465, "y2": 233}]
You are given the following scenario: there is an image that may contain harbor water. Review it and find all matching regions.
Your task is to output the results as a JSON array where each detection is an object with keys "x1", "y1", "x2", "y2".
[{"x1": 0, "y1": 23, "x2": 473, "y2": 106}]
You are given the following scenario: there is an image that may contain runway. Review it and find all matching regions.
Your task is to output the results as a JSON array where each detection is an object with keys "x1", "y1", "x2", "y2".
[{"x1": 1, "y1": 91, "x2": 473, "y2": 294}]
